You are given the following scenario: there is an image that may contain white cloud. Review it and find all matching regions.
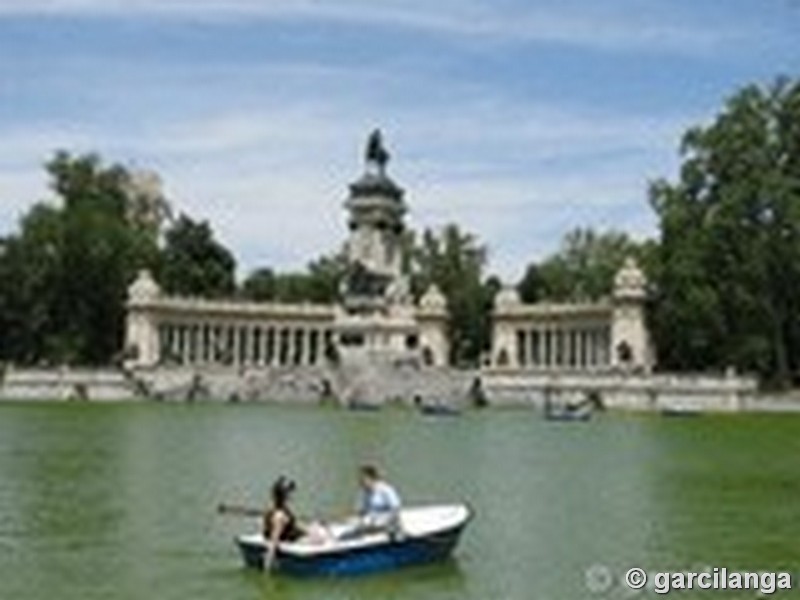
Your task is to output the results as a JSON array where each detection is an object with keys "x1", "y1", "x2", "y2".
[
  {"x1": 0, "y1": 0, "x2": 746, "y2": 56},
  {"x1": 0, "y1": 27, "x2": 701, "y2": 279},
  {"x1": 0, "y1": 94, "x2": 688, "y2": 279}
]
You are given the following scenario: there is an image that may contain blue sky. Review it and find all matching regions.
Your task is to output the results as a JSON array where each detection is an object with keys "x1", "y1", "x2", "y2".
[{"x1": 0, "y1": 0, "x2": 797, "y2": 280}]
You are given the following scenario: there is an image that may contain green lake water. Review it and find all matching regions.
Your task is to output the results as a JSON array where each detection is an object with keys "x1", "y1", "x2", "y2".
[{"x1": 2, "y1": 403, "x2": 800, "y2": 599}]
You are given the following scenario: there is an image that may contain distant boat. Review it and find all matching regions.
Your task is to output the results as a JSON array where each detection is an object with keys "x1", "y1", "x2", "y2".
[
  {"x1": 418, "y1": 403, "x2": 462, "y2": 417},
  {"x1": 543, "y1": 393, "x2": 600, "y2": 422},
  {"x1": 544, "y1": 408, "x2": 592, "y2": 422},
  {"x1": 347, "y1": 400, "x2": 382, "y2": 412},
  {"x1": 413, "y1": 395, "x2": 461, "y2": 417},
  {"x1": 235, "y1": 504, "x2": 473, "y2": 576},
  {"x1": 660, "y1": 407, "x2": 703, "y2": 417}
]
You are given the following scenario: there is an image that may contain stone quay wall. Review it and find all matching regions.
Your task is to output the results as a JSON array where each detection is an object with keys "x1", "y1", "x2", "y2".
[
  {"x1": 480, "y1": 369, "x2": 760, "y2": 412},
  {"x1": 0, "y1": 364, "x2": 776, "y2": 413},
  {"x1": 0, "y1": 367, "x2": 137, "y2": 402}
]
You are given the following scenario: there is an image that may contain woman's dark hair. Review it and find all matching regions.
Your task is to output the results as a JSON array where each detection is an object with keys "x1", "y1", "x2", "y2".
[
  {"x1": 360, "y1": 464, "x2": 380, "y2": 480},
  {"x1": 271, "y1": 476, "x2": 296, "y2": 508}
]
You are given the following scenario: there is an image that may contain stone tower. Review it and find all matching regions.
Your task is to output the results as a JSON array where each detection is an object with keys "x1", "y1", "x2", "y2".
[
  {"x1": 341, "y1": 129, "x2": 411, "y2": 309},
  {"x1": 611, "y1": 256, "x2": 652, "y2": 371},
  {"x1": 335, "y1": 130, "x2": 419, "y2": 357}
]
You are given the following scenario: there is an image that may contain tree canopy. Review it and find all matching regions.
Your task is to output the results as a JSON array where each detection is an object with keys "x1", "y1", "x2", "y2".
[
  {"x1": 159, "y1": 214, "x2": 236, "y2": 298},
  {"x1": 649, "y1": 78, "x2": 800, "y2": 385},
  {"x1": 517, "y1": 228, "x2": 650, "y2": 303},
  {"x1": 0, "y1": 153, "x2": 159, "y2": 364},
  {"x1": 409, "y1": 224, "x2": 497, "y2": 366},
  {"x1": 240, "y1": 251, "x2": 347, "y2": 304}
]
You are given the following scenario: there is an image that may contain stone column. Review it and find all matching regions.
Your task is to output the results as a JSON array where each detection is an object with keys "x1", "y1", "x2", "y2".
[
  {"x1": 241, "y1": 326, "x2": 248, "y2": 365},
  {"x1": 564, "y1": 329, "x2": 573, "y2": 368},
  {"x1": 178, "y1": 326, "x2": 188, "y2": 365},
  {"x1": 180, "y1": 325, "x2": 188, "y2": 365},
  {"x1": 553, "y1": 329, "x2": 561, "y2": 369},
  {"x1": 185, "y1": 325, "x2": 194, "y2": 365},
  {"x1": 301, "y1": 328, "x2": 310, "y2": 366},
  {"x1": 282, "y1": 328, "x2": 291, "y2": 366},
  {"x1": 206, "y1": 325, "x2": 215, "y2": 364},
  {"x1": 195, "y1": 325, "x2": 202, "y2": 364}
]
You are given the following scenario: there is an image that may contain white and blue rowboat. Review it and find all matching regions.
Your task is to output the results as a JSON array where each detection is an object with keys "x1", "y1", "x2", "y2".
[{"x1": 236, "y1": 504, "x2": 473, "y2": 576}]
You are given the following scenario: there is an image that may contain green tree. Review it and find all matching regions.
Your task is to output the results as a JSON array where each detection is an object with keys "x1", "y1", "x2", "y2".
[
  {"x1": 159, "y1": 214, "x2": 236, "y2": 298},
  {"x1": 241, "y1": 251, "x2": 346, "y2": 304},
  {"x1": 240, "y1": 267, "x2": 276, "y2": 301},
  {"x1": 517, "y1": 263, "x2": 544, "y2": 304},
  {"x1": 520, "y1": 228, "x2": 646, "y2": 302},
  {"x1": 0, "y1": 152, "x2": 159, "y2": 364},
  {"x1": 410, "y1": 224, "x2": 492, "y2": 366},
  {"x1": 650, "y1": 78, "x2": 800, "y2": 385},
  {"x1": 0, "y1": 207, "x2": 64, "y2": 362},
  {"x1": 304, "y1": 252, "x2": 347, "y2": 303}
]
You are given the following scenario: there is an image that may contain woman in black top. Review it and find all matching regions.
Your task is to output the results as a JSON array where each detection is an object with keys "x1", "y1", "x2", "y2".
[{"x1": 263, "y1": 476, "x2": 305, "y2": 570}]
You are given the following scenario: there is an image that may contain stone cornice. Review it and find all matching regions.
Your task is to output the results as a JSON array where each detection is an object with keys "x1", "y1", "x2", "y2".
[
  {"x1": 128, "y1": 296, "x2": 336, "y2": 321},
  {"x1": 494, "y1": 301, "x2": 613, "y2": 321}
]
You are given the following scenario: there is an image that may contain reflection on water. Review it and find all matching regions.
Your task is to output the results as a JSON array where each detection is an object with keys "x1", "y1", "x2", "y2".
[
  {"x1": 1, "y1": 403, "x2": 800, "y2": 599},
  {"x1": 244, "y1": 559, "x2": 467, "y2": 600}
]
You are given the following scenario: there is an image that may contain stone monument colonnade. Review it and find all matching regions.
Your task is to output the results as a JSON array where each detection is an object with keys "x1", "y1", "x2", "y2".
[{"x1": 124, "y1": 131, "x2": 652, "y2": 377}]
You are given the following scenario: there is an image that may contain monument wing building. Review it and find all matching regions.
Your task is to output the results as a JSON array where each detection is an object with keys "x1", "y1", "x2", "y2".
[{"x1": 488, "y1": 257, "x2": 653, "y2": 372}]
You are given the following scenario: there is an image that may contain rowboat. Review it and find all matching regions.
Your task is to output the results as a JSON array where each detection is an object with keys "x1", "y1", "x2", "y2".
[
  {"x1": 235, "y1": 504, "x2": 472, "y2": 576},
  {"x1": 544, "y1": 408, "x2": 592, "y2": 422},
  {"x1": 418, "y1": 403, "x2": 462, "y2": 417}
]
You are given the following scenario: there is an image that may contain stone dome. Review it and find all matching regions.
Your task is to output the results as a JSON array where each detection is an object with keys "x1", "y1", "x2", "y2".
[
  {"x1": 613, "y1": 257, "x2": 646, "y2": 300},
  {"x1": 495, "y1": 285, "x2": 521, "y2": 309},
  {"x1": 420, "y1": 284, "x2": 446, "y2": 310},
  {"x1": 128, "y1": 269, "x2": 161, "y2": 303},
  {"x1": 349, "y1": 171, "x2": 405, "y2": 201}
]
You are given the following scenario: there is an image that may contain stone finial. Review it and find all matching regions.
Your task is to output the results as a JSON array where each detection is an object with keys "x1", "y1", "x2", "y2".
[
  {"x1": 420, "y1": 283, "x2": 446, "y2": 311},
  {"x1": 123, "y1": 169, "x2": 172, "y2": 230},
  {"x1": 126, "y1": 169, "x2": 163, "y2": 201},
  {"x1": 495, "y1": 285, "x2": 521, "y2": 309},
  {"x1": 128, "y1": 269, "x2": 161, "y2": 303},
  {"x1": 613, "y1": 256, "x2": 647, "y2": 301}
]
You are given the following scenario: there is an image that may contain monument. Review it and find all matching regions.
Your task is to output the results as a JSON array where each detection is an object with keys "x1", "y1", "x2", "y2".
[
  {"x1": 123, "y1": 131, "x2": 450, "y2": 373},
  {"x1": 335, "y1": 130, "x2": 423, "y2": 361},
  {"x1": 102, "y1": 131, "x2": 758, "y2": 410}
]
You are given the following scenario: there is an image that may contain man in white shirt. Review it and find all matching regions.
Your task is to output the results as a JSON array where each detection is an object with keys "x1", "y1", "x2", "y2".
[
  {"x1": 358, "y1": 464, "x2": 402, "y2": 522},
  {"x1": 338, "y1": 464, "x2": 402, "y2": 540}
]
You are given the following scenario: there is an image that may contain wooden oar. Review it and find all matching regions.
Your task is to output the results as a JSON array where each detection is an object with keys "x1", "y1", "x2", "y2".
[{"x1": 217, "y1": 503, "x2": 263, "y2": 518}]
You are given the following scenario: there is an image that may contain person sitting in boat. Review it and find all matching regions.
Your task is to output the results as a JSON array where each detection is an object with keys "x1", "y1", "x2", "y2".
[
  {"x1": 355, "y1": 464, "x2": 402, "y2": 534},
  {"x1": 263, "y1": 476, "x2": 305, "y2": 569}
]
